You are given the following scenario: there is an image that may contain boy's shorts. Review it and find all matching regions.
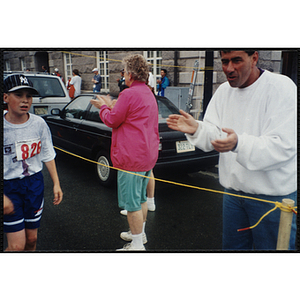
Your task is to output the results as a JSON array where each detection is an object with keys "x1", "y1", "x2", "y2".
[
  {"x1": 118, "y1": 170, "x2": 151, "y2": 212},
  {"x1": 3, "y1": 171, "x2": 44, "y2": 233}
]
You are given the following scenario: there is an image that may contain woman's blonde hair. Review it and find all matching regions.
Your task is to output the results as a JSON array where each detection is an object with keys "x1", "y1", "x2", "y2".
[{"x1": 122, "y1": 54, "x2": 149, "y2": 82}]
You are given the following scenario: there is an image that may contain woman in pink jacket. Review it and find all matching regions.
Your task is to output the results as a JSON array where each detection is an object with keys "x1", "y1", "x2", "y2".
[{"x1": 90, "y1": 54, "x2": 159, "y2": 251}]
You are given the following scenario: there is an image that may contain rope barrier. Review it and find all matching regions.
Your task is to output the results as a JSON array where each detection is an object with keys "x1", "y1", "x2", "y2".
[
  {"x1": 60, "y1": 50, "x2": 214, "y2": 71},
  {"x1": 61, "y1": 50, "x2": 213, "y2": 118},
  {"x1": 54, "y1": 146, "x2": 297, "y2": 232}
]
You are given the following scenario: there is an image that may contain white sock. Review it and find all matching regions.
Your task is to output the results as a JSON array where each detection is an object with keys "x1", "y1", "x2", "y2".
[
  {"x1": 147, "y1": 197, "x2": 156, "y2": 211},
  {"x1": 147, "y1": 197, "x2": 155, "y2": 204},
  {"x1": 142, "y1": 222, "x2": 146, "y2": 234},
  {"x1": 131, "y1": 232, "x2": 143, "y2": 249}
]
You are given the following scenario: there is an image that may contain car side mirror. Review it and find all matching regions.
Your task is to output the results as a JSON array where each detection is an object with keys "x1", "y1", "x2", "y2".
[{"x1": 51, "y1": 108, "x2": 61, "y2": 116}]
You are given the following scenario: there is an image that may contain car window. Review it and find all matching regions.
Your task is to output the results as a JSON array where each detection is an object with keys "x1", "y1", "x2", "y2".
[
  {"x1": 28, "y1": 76, "x2": 66, "y2": 97},
  {"x1": 64, "y1": 95, "x2": 91, "y2": 119},
  {"x1": 86, "y1": 104, "x2": 102, "y2": 123},
  {"x1": 157, "y1": 97, "x2": 179, "y2": 122}
]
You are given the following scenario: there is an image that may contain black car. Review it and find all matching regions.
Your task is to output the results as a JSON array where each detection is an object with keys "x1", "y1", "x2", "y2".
[{"x1": 43, "y1": 93, "x2": 219, "y2": 186}]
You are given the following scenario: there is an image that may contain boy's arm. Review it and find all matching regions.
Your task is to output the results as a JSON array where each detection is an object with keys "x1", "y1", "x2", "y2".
[{"x1": 44, "y1": 159, "x2": 63, "y2": 205}]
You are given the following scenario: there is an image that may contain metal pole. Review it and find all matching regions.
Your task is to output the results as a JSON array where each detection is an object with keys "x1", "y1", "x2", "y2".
[
  {"x1": 174, "y1": 51, "x2": 179, "y2": 86},
  {"x1": 276, "y1": 198, "x2": 295, "y2": 250},
  {"x1": 202, "y1": 51, "x2": 213, "y2": 119},
  {"x1": 185, "y1": 60, "x2": 199, "y2": 113}
]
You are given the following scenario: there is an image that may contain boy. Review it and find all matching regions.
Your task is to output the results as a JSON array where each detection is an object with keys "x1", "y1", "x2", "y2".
[{"x1": 3, "y1": 74, "x2": 63, "y2": 251}]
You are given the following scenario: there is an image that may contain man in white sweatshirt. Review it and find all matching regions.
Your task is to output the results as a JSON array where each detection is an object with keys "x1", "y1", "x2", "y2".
[{"x1": 167, "y1": 51, "x2": 297, "y2": 250}]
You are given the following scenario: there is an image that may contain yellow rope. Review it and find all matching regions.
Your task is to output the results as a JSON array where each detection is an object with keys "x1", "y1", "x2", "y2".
[
  {"x1": 54, "y1": 146, "x2": 272, "y2": 203},
  {"x1": 57, "y1": 51, "x2": 297, "y2": 232},
  {"x1": 60, "y1": 50, "x2": 213, "y2": 71},
  {"x1": 237, "y1": 202, "x2": 296, "y2": 232},
  {"x1": 54, "y1": 145, "x2": 297, "y2": 230}
]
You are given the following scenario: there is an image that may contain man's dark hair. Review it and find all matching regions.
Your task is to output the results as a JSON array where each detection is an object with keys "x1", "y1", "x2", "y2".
[
  {"x1": 219, "y1": 50, "x2": 256, "y2": 56},
  {"x1": 72, "y1": 69, "x2": 79, "y2": 75},
  {"x1": 161, "y1": 68, "x2": 167, "y2": 74}
]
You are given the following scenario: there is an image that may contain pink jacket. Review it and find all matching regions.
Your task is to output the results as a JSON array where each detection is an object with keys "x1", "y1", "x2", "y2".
[{"x1": 100, "y1": 81, "x2": 159, "y2": 172}]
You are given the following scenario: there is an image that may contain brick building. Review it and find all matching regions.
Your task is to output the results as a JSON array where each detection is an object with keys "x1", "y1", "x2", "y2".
[{"x1": 3, "y1": 49, "x2": 297, "y2": 118}]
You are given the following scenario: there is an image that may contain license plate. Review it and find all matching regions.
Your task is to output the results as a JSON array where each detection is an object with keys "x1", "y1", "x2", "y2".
[
  {"x1": 176, "y1": 140, "x2": 195, "y2": 153},
  {"x1": 34, "y1": 106, "x2": 48, "y2": 115}
]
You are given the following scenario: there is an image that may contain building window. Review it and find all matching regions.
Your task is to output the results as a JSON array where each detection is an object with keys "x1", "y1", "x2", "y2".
[
  {"x1": 64, "y1": 53, "x2": 73, "y2": 84},
  {"x1": 143, "y1": 51, "x2": 162, "y2": 93},
  {"x1": 20, "y1": 58, "x2": 26, "y2": 71},
  {"x1": 97, "y1": 51, "x2": 109, "y2": 92},
  {"x1": 5, "y1": 60, "x2": 11, "y2": 71}
]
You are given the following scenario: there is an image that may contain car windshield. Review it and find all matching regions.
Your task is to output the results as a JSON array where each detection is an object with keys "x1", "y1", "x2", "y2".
[
  {"x1": 70, "y1": 95, "x2": 180, "y2": 124},
  {"x1": 28, "y1": 76, "x2": 66, "y2": 97},
  {"x1": 64, "y1": 95, "x2": 92, "y2": 119},
  {"x1": 157, "y1": 97, "x2": 180, "y2": 123}
]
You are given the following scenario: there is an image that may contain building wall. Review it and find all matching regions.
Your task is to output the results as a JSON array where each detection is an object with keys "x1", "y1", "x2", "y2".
[
  {"x1": 3, "y1": 50, "x2": 36, "y2": 71},
  {"x1": 4, "y1": 49, "x2": 285, "y2": 102}
]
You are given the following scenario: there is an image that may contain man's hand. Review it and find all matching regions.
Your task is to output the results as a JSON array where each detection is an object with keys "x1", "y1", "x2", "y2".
[
  {"x1": 211, "y1": 128, "x2": 238, "y2": 152},
  {"x1": 167, "y1": 109, "x2": 199, "y2": 135}
]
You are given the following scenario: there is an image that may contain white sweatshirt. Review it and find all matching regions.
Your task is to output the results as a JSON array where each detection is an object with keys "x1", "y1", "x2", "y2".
[
  {"x1": 70, "y1": 75, "x2": 82, "y2": 97},
  {"x1": 187, "y1": 70, "x2": 297, "y2": 196}
]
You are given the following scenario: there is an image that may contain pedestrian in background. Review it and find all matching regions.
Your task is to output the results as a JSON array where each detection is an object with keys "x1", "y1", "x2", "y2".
[
  {"x1": 69, "y1": 69, "x2": 82, "y2": 98},
  {"x1": 157, "y1": 68, "x2": 169, "y2": 96},
  {"x1": 92, "y1": 68, "x2": 102, "y2": 92},
  {"x1": 167, "y1": 50, "x2": 297, "y2": 250},
  {"x1": 54, "y1": 68, "x2": 64, "y2": 82},
  {"x1": 117, "y1": 69, "x2": 127, "y2": 92},
  {"x1": 66, "y1": 77, "x2": 75, "y2": 99},
  {"x1": 91, "y1": 54, "x2": 159, "y2": 251},
  {"x1": 42, "y1": 65, "x2": 48, "y2": 74},
  {"x1": 147, "y1": 65, "x2": 155, "y2": 94}
]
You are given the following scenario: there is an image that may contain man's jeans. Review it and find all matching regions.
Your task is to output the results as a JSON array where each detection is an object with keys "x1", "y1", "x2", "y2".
[{"x1": 222, "y1": 189, "x2": 297, "y2": 250}]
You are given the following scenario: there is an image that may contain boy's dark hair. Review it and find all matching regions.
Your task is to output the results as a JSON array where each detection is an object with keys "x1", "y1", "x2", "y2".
[
  {"x1": 161, "y1": 68, "x2": 167, "y2": 74},
  {"x1": 219, "y1": 50, "x2": 256, "y2": 56}
]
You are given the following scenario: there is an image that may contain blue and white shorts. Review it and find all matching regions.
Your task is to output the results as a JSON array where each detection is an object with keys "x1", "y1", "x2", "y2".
[{"x1": 3, "y1": 171, "x2": 44, "y2": 233}]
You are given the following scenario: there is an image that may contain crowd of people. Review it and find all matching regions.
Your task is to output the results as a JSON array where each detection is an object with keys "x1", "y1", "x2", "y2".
[
  {"x1": 56, "y1": 63, "x2": 170, "y2": 100},
  {"x1": 3, "y1": 51, "x2": 297, "y2": 251}
]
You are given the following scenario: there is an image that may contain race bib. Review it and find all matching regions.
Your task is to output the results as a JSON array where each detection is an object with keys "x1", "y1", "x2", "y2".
[{"x1": 15, "y1": 138, "x2": 42, "y2": 161}]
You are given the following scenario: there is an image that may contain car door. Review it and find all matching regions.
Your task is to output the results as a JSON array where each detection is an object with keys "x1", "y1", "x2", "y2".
[
  {"x1": 52, "y1": 95, "x2": 91, "y2": 152},
  {"x1": 78, "y1": 103, "x2": 112, "y2": 157}
]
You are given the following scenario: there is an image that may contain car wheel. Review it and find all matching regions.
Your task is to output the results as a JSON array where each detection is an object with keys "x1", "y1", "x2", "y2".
[{"x1": 95, "y1": 151, "x2": 116, "y2": 186}]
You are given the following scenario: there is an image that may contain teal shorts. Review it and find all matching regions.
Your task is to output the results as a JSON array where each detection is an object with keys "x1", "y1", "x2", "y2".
[{"x1": 117, "y1": 170, "x2": 151, "y2": 212}]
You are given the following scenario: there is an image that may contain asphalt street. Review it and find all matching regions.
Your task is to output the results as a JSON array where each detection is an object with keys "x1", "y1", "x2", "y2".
[{"x1": 3, "y1": 150, "x2": 223, "y2": 252}]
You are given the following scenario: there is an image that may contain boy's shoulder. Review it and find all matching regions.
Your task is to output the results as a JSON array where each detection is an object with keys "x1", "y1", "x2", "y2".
[
  {"x1": 4, "y1": 113, "x2": 47, "y2": 128},
  {"x1": 29, "y1": 113, "x2": 43, "y2": 121},
  {"x1": 29, "y1": 113, "x2": 49, "y2": 128}
]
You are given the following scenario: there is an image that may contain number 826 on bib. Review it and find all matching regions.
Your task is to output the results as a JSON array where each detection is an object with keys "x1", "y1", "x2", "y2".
[{"x1": 15, "y1": 138, "x2": 42, "y2": 161}]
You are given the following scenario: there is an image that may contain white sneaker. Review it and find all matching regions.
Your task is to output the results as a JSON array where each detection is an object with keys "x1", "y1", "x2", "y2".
[
  {"x1": 120, "y1": 230, "x2": 147, "y2": 244},
  {"x1": 120, "y1": 210, "x2": 128, "y2": 216},
  {"x1": 116, "y1": 242, "x2": 145, "y2": 251}
]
